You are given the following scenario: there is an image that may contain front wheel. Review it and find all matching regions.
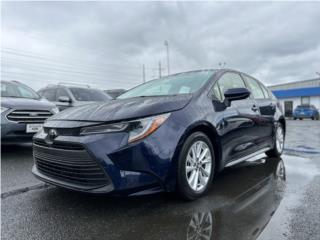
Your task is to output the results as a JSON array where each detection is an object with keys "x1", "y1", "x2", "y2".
[
  {"x1": 266, "y1": 123, "x2": 285, "y2": 158},
  {"x1": 177, "y1": 132, "x2": 215, "y2": 200}
]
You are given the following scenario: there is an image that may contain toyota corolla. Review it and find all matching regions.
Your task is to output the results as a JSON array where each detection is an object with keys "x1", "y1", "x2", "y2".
[{"x1": 32, "y1": 69, "x2": 285, "y2": 200}]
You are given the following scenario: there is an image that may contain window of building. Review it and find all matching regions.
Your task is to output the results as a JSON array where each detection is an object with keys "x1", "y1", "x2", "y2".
[{"x1": 301, "y1": 96, "x2": 310, "y2": 105}]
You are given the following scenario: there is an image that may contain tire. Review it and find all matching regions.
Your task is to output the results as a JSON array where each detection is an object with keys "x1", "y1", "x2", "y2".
[
  {"x1": 311, "y1": 116, "x2": 315, "y2": 120},
  {"x1": 177, "y1": 132, "x2": 215, "y2": 201},
  {"x1": 266, "y1": 123, "x2": 285, "y2": 158},
  {"x1": 299, "y1": 118, "x2": 303, "y2": 120},
  {"x1": 293, "y1": 117, "x2": 297, "y2": 120}
]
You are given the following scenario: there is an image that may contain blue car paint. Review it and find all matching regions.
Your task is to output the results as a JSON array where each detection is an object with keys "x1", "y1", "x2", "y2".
[
  {"x1": 293, "y1": 106, "x2": 319, "y2": 119},
  {"x1": 32, "y1": 69, "x2": 285, "y2": 195}
]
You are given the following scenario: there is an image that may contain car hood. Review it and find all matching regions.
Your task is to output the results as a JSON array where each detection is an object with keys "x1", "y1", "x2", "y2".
[
  {"x1": 49, "y1": 94, "x2": 193, "y2": 122},
  {"x1": 1, "y1": 97, "x2": 55, "y2": 110}
]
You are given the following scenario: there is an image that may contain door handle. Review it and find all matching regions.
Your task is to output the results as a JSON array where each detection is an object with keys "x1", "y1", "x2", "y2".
[{"x1": 252, "y1": 105, "x2": 259, "y2": 112}]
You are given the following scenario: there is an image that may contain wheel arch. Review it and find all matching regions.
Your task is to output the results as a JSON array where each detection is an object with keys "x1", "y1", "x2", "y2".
[
  {"x1": 174, "y1": 121, "x2": 223, "y2": 173},
  {"x1": 278, "y1": 116, "x2": 286, "y2": 135}
]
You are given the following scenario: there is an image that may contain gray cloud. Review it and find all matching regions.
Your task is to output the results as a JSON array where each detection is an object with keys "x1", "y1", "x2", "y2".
[{"x1": 1, "y1": 1, "x2": 320, "y2": 90}]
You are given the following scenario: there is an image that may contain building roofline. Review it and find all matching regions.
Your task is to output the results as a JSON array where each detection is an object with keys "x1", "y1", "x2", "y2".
[{"x1": 268, "y1": 77, "x2": 320, "y2": 88}]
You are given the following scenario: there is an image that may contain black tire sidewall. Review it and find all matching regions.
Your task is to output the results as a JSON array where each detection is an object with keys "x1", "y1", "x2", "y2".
[{"x1": 177, "y1": 132, "x2": 215, "y2": 200}]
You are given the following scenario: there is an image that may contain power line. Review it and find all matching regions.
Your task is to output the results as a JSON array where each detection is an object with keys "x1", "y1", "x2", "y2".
[
  {"x1": 2, "y1": 71, "x2": 134, "y2": 88},
  {"x1": 3, "y1": 59, "x2": 142, "y2": 79},
  {"x1": 2, "y1": 48, "x2": 163, "y2": 71}
]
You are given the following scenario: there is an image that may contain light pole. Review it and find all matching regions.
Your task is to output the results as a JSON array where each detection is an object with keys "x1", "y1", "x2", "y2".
[{"x1": 164, "y1": 40, "x2": 170, "y2": 76}]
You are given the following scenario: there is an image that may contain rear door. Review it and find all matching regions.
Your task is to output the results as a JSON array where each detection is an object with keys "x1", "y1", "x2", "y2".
[
  {"x1": 214, "y1": 72, "x2": 261, "y2": 163},
  {"x1": 241, "y1": 74, "x2": 274, "y2": 148}
]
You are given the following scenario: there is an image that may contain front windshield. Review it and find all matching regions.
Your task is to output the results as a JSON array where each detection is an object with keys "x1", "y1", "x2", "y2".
[
  {"x1": 118, "y1": 70, "x2": 215, "y2": 99},
  {"x1": 1, "y1": 81, "x2": 40, "y2": 99},
  {"x1": 69, "y1": 87, "x2": 111, "y2": 101}
]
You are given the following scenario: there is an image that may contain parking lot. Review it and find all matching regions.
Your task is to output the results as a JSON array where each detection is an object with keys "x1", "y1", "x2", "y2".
[{"x1": 1, "y1": 120, "x2": 320, "y2": 240}]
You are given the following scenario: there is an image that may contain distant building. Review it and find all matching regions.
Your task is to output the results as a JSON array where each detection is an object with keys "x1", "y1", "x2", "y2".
[{"x1": 269, "y1": 78, "x2": 320, "y2": 117}]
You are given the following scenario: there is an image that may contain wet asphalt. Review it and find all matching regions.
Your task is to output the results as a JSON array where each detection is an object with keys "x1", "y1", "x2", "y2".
[{"x1": 1, "y1": 120, "x2": 320, "y2": 240}]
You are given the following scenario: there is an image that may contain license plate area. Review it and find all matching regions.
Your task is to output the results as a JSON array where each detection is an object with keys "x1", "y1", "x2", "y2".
[{"x1": 26, "y1": 124, "x2": 43, "y2": 133}]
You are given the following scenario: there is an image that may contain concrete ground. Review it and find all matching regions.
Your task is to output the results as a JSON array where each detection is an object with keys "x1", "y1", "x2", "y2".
[{"x1": 1, "y1": 120, "x2": 320, "y2": 240}]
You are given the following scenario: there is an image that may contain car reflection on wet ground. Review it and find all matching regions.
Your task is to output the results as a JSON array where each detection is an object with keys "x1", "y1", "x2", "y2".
[
  {"x1": 1, "y1": 155, "x2": 291, "y2": 240},
  {"x1": 2, "y1": 120, "x2": 320, "y2": 240}
]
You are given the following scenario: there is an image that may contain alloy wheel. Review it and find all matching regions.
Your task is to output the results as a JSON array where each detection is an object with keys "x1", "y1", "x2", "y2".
[
  {"x1": 185, "y1": 140, "x2": 212, "y2": 192},
  {"x1": 187, "y1": 212, "x2": 213, "y2": 240},
  {"x1": 276, "y1": 126, "x2": 284, "y2": 153}
]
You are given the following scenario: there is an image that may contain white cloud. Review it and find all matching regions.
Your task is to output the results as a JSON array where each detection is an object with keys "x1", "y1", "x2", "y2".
[{"x1": 1, "y1": 1, "x2": 320, "y2": 90}]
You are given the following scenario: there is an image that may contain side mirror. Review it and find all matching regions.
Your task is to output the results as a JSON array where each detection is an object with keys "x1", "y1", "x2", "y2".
[
  {"x1": 223, "y1": 88, "x2": 250, "y2": 107},
  {"x1": 58, "y1": 96, "x2": 71, "y2": 103}
]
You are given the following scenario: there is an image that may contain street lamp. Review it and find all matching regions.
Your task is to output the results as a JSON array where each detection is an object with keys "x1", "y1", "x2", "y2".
[{"x1": 164, "y1": 40, "x2": 170, "y2": 76}]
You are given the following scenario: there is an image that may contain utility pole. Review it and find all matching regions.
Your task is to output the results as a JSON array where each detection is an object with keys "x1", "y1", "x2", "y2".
[
  {"x1": 142, "y1": 64, "x2": 146, "y2": 83},
  {"x1": 158, "y1": 61, "x2": 162, "y2": 78},
  {"x1": 164, "y1": 40, "x2": 170, "y2": 76}
]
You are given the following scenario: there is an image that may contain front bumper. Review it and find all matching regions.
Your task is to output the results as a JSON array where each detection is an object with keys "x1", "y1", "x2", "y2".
[
  {"x1": 32, "y1": 115, "x2": 187, "y2": 195},
  {"x1": 293, "y1": 113, "x2": 313, "y2": 118},
  {"x1": 1, "y1": 115, "x2": 33, "y2": 143}
]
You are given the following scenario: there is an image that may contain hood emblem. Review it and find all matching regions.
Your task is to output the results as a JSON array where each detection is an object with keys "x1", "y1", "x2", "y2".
[{"x1": 48, "y1": 129, "x2": 58, "y2": 140}]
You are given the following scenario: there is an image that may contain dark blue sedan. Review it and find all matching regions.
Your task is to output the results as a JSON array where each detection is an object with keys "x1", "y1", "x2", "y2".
[
  {"x1": 32, "y1": 69, "x2": 286, "y2": 200},
  {"x1": 293, "y1": 105, "x2": 319, "y2": 120}
]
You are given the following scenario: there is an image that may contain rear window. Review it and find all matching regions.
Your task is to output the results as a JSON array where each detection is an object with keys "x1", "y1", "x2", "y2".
[{"x1": 69, "y1": 88, "x2": 111, "y2": 101}]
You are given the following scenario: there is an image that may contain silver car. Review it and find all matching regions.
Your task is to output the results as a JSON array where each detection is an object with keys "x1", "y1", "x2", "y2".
[
  {"x1": 38, "y1": 84, "x2": 111, "y2": 111},
  {"x1": 1, "y1": 81, "x2": 59, "y2": 143}
]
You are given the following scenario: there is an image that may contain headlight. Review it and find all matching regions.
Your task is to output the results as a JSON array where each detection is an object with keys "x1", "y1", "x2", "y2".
[
  {"x1": 80, "y1": 113, "x2": 171, "y2": 143},
  {"x1": 51, "y1": 107, "x2": 59, "y2": 114},
  {"x1": 1, "y1": 107, "x2": 9, "y2": 114}
]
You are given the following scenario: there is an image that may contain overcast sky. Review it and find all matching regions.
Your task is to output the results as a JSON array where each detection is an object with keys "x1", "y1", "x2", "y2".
[{"x1": 1, "y1": 1, "x2": 320, "y2": 90}]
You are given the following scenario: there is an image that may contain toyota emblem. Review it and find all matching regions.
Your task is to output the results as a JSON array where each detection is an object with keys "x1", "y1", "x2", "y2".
[{"x1": 48, "y1": 129, "x2": 58, "y2": 139}]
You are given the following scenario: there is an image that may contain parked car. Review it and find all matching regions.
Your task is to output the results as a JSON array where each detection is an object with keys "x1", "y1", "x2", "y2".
[
  {"x1": 32, "y1": 69, "x2": 285, "y2": 200},
  {"x1": 104, "y1": 89, "x2": 126, "y2": 99},
  {"x1": 1, "y1": 80, "x2": 59, "y2": 143},
  {"x1": 293, "y1": 105, "x2": 319, "y2": 120},
  {"x1": 38, "y1": 84, "x2": 112, "y2": 111}
]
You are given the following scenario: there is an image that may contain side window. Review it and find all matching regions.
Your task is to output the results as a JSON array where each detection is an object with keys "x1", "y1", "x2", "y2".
[
  {"x1": 56, "y1": 88, "x2": 69, "y2": 99},
  {"x1": 42, "y1": 88, "x2": 57, "y2": 101},
  {"x1": 217, "y1": 72, "x2": 246, "y2": 100},
  {"x1": 242, "y1": 75, "x2": 265, "y2": 99},
  {"x1": 211, "y1": 83, "x2": 222, "y2": 101},
  {"x1": 259, "y1": 83, "x2": 270, "y2": 98}
]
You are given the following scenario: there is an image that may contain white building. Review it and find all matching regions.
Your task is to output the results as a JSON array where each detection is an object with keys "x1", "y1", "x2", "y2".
[{"x1": 268, "y1": 78, "x2": 320, "y2": 117}]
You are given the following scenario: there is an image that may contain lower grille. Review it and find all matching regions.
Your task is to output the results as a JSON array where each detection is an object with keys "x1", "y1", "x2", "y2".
[{"x1": 33, "y1": 142, "x2": 109, "y2": 188}]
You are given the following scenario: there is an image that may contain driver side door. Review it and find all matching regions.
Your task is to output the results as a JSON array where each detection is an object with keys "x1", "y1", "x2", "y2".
[{"x1": 213, "y1": 72, "x2": 261, "y2": 165}]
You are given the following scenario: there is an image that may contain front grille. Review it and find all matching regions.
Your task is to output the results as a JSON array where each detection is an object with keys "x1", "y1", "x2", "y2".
[
  {"x1": 33, "y1": 142, "x2": 109, "y2": 188},
  {"x1": 7, "y1": 110, "x2": 53, "y2": 123}
]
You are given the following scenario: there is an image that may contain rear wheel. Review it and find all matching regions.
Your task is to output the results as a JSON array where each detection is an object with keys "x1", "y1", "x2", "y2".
[
  {"x1": 177, "y1": 132, "x2": 215, "y2": 200},
  {"x1": 311, "y1": 116, "x2": 315, "y2": 120},
  {"x1": 266, "y1": 123, "x2": 285, "y2": 158},
  {"x1": 299, "y1": 118, "x2": 303, "y2": 120},
  {"x1": 293, "y1": 117, "x2": 297, "y2": 120}
]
